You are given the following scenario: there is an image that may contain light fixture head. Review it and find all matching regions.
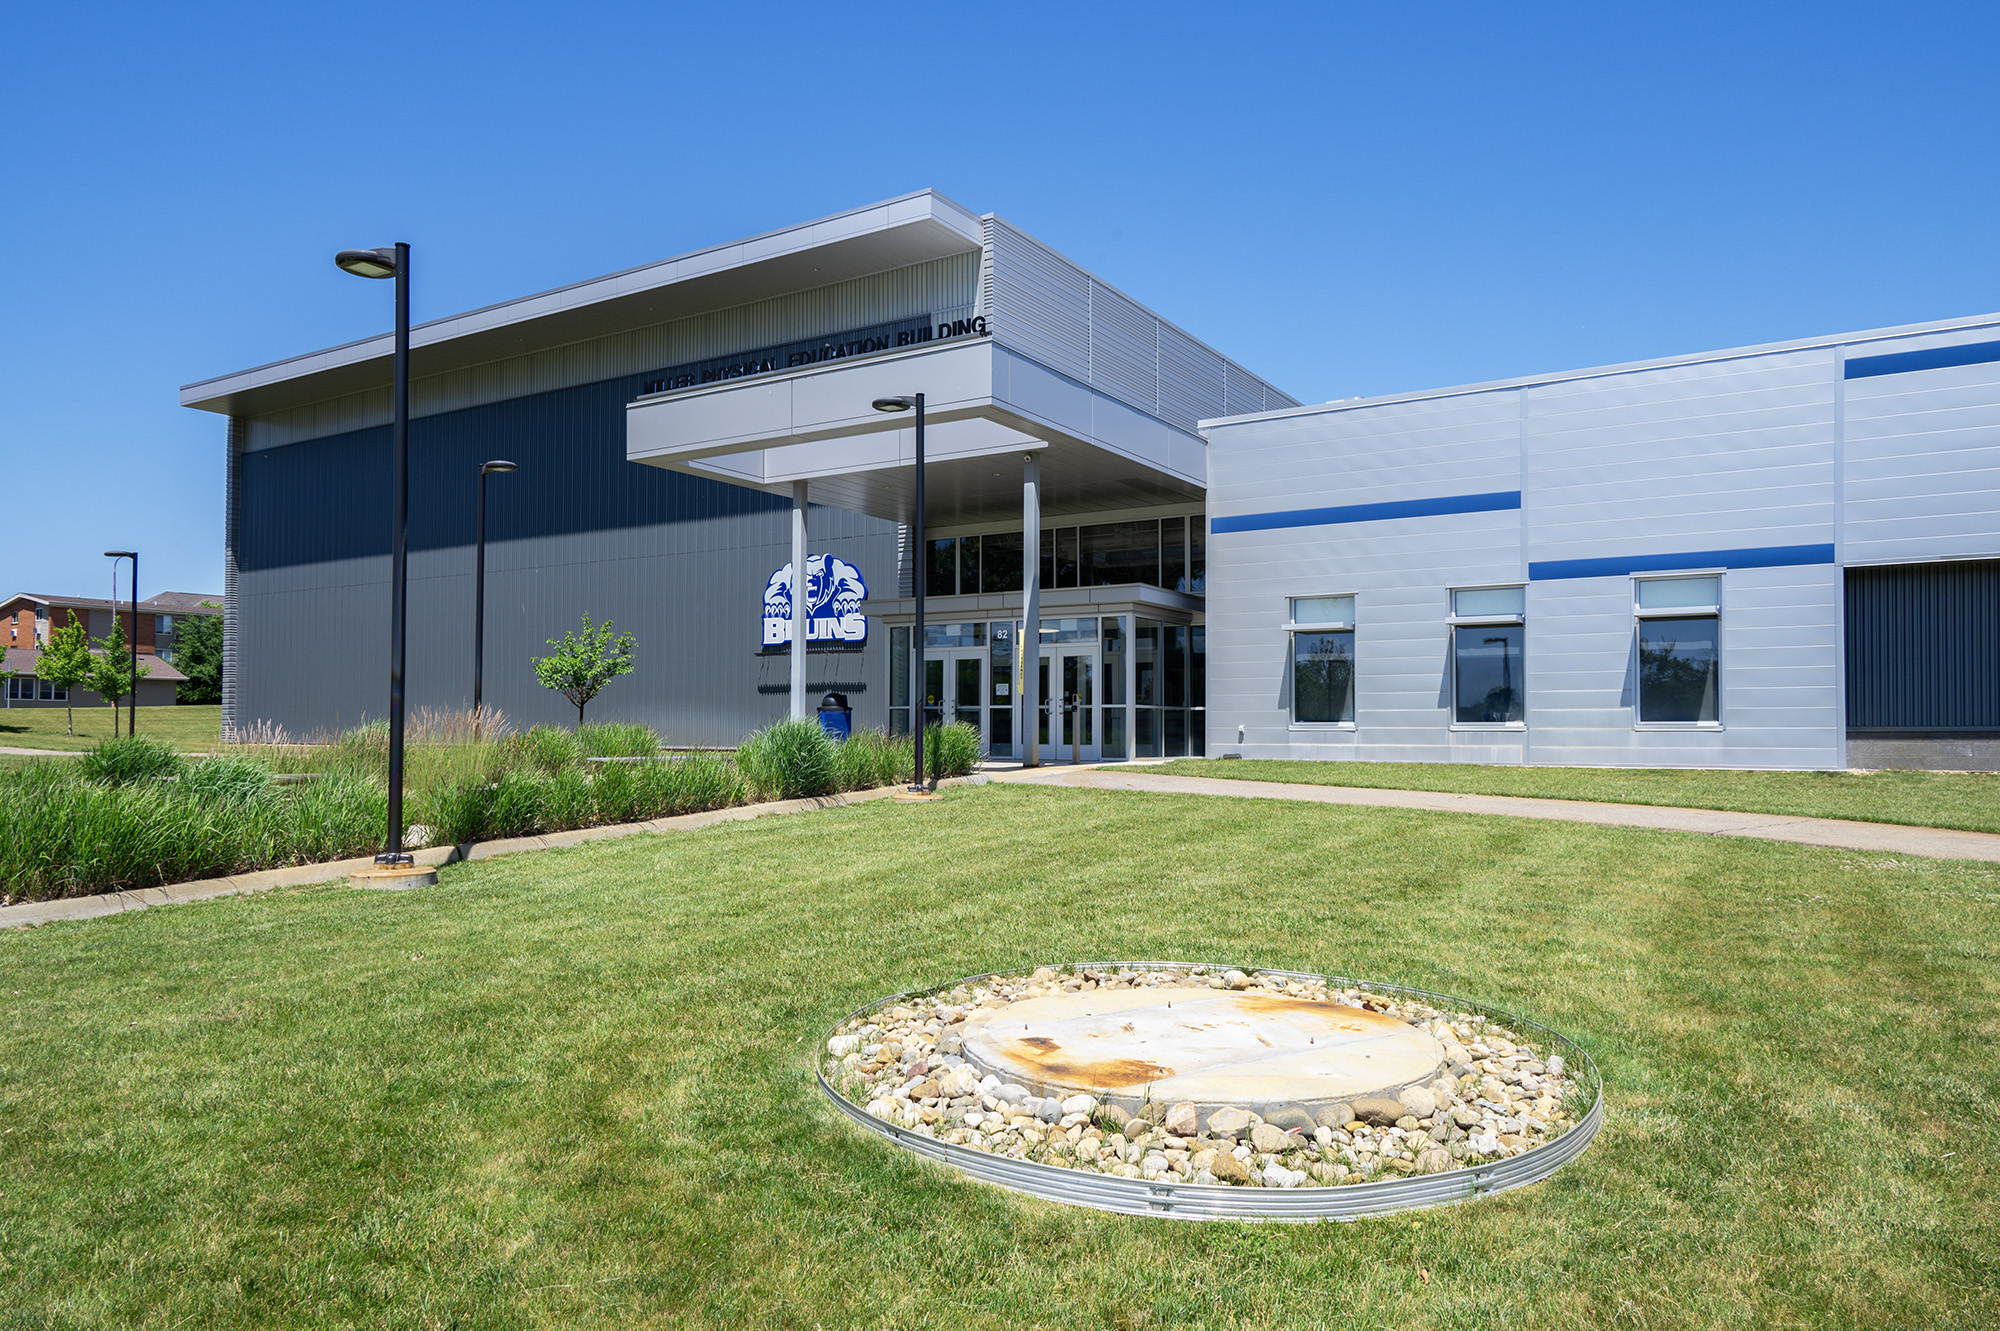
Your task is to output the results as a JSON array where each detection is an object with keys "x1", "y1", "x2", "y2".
[
  {"x1": 335, "y1": 247, "x2": 400, "y2": 279},
  {"x1": 103, "y1": 550, "x2": 135, "y2": 559},
  {"x1": 872, "y1": 395, "x2": 915, "y2": 413},
  {"x1": 480, "y1": 460, "x2": 519, "y2": 475}
]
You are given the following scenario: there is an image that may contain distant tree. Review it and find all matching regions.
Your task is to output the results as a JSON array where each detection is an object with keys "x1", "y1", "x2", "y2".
[
  {"x1": 37, "y1": 611, "x2": 96, "y2": 736},
  {"x1": 531, "y1": 614, "x2": 636, "y2": 727},
  {"x1": 173, "y1": 605, "x2": 224, "y2": 705},
  {"x1": 90, "y1": 618, "x2": 151, "y2": 736}
]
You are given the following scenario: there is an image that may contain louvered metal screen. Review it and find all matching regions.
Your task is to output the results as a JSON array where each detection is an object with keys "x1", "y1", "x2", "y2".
[{"x1": 1845, "y1": 560, "x2": 2000, "y2": 731}]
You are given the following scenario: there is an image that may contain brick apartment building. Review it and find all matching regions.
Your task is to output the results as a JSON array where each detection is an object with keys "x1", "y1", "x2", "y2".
[{"x1": 1, "y1": 590, "x2": 218, "y2": 707}]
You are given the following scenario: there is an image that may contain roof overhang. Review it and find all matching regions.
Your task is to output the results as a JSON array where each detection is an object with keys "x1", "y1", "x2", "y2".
[
  {"x1": 181, "y1": 191, "x2": 985, "y2": 418},
  {"x1": 625, "y1": 338, "x2": 1207, "y2": 527}
]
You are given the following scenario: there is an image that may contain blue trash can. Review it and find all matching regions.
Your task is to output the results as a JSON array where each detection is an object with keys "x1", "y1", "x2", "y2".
[{"x1": 817, "y1": 691, "x2": 852, "y2": 742}]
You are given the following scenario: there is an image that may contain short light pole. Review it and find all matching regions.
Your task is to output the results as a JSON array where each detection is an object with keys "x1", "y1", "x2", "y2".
[
  {"x1": 336, "y1": 242, "x2": 414, "y2": 865},
  {"x1": 872, "y1": 393, "x2": 926, "y2": 791},
  {"x1": 103, "y1": 550, "x2": 137, "y2": 736},
  {"x1": 473, "y1": 460, "x2": 518, "y2": 724}
]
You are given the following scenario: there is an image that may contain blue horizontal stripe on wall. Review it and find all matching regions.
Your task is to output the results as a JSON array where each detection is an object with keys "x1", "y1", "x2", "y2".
[
  {"x1": 1530, "y1": 543, "x2": 1836, "y2": 582},
  {"x1": 1845, "y1": 339, "x2": 2000, "y2": 380},
  {"x1": 1211, "y1": 490, "x2": 1521, "y2": 535}
]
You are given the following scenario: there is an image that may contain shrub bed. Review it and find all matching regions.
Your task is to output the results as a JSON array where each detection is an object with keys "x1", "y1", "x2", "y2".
[{"x1": 0, "y1": 717, "x2": 985, "y2": 904}]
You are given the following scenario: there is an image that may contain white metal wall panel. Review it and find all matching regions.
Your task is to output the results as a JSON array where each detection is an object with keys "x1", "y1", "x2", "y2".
[
  {"x1": 984, "y1": 218, "x2": 1090, "y2": 383},
  {"x1": 1524, "y1": 351, "x2": 1837, "y2": 568},
  {"x1": 1157, "y1": 324, "x2": 1226, "y2": 432},
  {"x1": 245, "y1": 253, "x2": 981, "y2": 450},
  {"x1": 1088, "y1": 280, "x2": 1159, "y2": 418},
  {"x1": 1844, "y1": 352, "x2": 2000, "y2": 565},
  {"x1": 1223, "y1": 361, "x2": 1267, "y2": 418}
]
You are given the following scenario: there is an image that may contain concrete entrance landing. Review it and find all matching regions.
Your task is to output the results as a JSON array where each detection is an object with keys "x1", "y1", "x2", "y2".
[{"x1": 957, "y1": 988, "x2": 1443, "y2": 1113}]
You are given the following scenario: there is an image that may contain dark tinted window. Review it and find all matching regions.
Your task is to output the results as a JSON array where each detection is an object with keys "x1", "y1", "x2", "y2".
[
  {"x1": 1080, "y1": 520, "x2": 1159, "y2": 587},
  {"x1": 1454, "y1": 624, "x2": 1524, "y2": 723},
  {"x1": 980, "y1": 531, "x2": 1023, "y2": 593},
  {"x1": 1638, "y1": 616, "x2": 1718, "y2": 722},
  {"x1": 1293, "y1": 631, "x2": 1355, "y2": 723}
]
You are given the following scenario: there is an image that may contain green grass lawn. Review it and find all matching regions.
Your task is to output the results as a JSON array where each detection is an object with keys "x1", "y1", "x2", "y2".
[
  {"x1": 0, "y1": 702, "x2": 219, "y2": 753},
  {"x1": 1148, "y1": 757, "x2": 2000, "y2": 834},
  {"x1": 1, "y1": 784, "x2": 1994, "y2": 1329}
]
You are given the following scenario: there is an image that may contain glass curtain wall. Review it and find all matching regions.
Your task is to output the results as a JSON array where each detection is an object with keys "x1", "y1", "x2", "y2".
[{"x1": 1101, "y1": 617, "x2": 1127, "y2": 759}]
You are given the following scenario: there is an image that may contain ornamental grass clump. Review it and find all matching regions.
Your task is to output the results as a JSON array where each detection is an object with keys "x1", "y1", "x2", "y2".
[
  {"x1": 736, "y1": 718, "x2": 839, "y2": 800},
  {"x1": 578, "y1": 721, "x2": 659, "y2": 758},
  {"x1": 77, "y1": 735, "x2": 185, "y2": 786},
  {"x1": 0, "y1": 762, "x2": 383, "y2": 903},
  {"x1": 834, "y1": 728, "x2": 908, "y2": 791},
  {"x1": 926, "y1": 721, "x2": 983, "y2": 779}
]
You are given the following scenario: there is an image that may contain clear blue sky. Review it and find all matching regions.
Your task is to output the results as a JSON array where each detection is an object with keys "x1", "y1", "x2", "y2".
[{"x1": 4, "y1": 1, "x2": 1996, "y2": 597}]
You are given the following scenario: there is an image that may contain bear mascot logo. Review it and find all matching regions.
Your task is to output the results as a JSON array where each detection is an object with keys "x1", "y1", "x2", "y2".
[{"x1": 763, "y1": 554, "x2": 869, "y2": 645}]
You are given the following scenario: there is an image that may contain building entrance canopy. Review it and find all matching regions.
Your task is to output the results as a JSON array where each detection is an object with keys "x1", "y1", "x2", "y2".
[{"x1": 625, "y1": 336, "x2": 1208, "y2": 528}]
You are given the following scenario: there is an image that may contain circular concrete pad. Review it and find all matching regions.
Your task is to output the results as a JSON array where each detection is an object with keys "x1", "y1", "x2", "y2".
[{"x1": 958, "y1": 988, "x2": 1443, "y2": 1112}]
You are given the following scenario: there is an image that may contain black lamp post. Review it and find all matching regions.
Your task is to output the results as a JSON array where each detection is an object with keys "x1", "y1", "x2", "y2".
[
  {"x1": 335, "y1": 242, "x2": 414, "y2": 865},
  {"x1": 103, "y1": 550, "x2": 137, "y2": 737},
  {"x1": 872, "y1": 392, "x2": 925, "y2": 792},
  {"x1": 473, "y1": 460, "x2": 517, "y2": 721}
]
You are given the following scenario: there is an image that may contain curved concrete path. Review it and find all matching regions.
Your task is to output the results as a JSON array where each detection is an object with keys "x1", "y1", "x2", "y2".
[{"x1": 992, "y1": 765, "x2": 2000, "y2": 863}]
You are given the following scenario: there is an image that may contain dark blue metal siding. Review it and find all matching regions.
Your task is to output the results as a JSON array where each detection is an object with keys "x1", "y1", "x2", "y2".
[
  {"x1": 232, "y1": 367, "x2": 900, "y2": 744},
  {"x1": 1845, "y1": 560, "x2": 2000, "y2": 732}
]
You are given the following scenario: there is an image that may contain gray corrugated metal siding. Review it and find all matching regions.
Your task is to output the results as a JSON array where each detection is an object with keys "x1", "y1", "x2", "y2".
[{"x1": 1846, "y1": 560, "x2": 2000, "y2": 731}]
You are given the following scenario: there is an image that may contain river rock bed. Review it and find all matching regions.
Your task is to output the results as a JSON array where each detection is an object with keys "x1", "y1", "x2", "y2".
[{"x1": 824, "y1": 966, "x2": 1585, "y2": 1188}]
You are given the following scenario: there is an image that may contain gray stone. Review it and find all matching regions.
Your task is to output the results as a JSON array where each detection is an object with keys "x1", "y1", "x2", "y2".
[
  {"x1": 1397, "y1": 1086, "x2": 1437, "y2": 1120},
  {"x1": 1249, "y1": 1122, "x2": 1291, "y2": 1153},
  {"x1": 1164, "y1": 1101, "x2": 1199, "y2": 1136},
  {"x1": 1099, "y1": 1103, "x2": 1131, "y2": 1130},
  {"x1": 936, "y1": 1034, "x2": 964, "y2": 1056},
  {"x1": 1315, "y1": 1100, "x2": 1356, "y2": 1129},
  {"x1": 1451, "y1": 1105, "x2": 1481, "y2": 1128},
  {"x1": 1133, "y1": 1100, "x2": 1168, "y2": 1126},
  {"x1": 1415, "y1": 1146, "x2": 1454, "y2": 1174},
  {"x1": 1207, "y1": 1106, "x2": 1253, "y2": 1136},
  {"x1": 1265, "y1": 1106, "x2": 1316, "y2": 1133},
  {"x1": 1350, "y1": 1095, "x2": 1406, "y2": 1127}
]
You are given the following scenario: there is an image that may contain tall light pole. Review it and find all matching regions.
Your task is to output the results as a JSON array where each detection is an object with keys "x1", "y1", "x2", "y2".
[
  {"x1": 103, "y1": 550, "x2": 137, "y2": 736},
  {"x1": 872, "y1": 393, "x2": 926, "y2": 792},
  {"x1": 473, "y1": 460, "x2": 518, "y2": 723},
  {"x1": 335, "y1": 243, "x2": 414, "y2": 865}
]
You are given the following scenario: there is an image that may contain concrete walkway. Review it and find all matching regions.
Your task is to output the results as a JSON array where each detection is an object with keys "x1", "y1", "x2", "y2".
[
  {"x1": 0, "y1": 776, "x2": 990, "y2": 930},
  {"x1": 990, "y1": 765, "x2": 2000, "y2": 864}
]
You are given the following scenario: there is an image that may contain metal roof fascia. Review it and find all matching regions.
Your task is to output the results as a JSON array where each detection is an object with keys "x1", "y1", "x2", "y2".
[
  {"x1": 1197, "y1": 309, "x2": 2000, "y2": 431},
  {"x1": 180, "y1": 189, "x2": 986, "y2": 414}
]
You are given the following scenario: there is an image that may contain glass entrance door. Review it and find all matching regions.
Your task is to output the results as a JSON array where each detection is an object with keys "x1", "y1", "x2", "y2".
[
  {"x1": 924, "y1": 650, "x2": 985, "y2": 734},
  {"x1": 1036, "y1": 647, "x2": 1097, "y2": 762}
]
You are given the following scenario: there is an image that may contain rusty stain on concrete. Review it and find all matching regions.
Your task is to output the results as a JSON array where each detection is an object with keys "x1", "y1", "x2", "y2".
[{"x1": 957, "y1": 988, "x2": 1443, "y2": 1109}]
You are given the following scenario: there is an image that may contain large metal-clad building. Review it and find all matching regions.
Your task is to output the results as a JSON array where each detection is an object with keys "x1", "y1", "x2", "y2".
[
  {"x1": 183, "y1": 191, "x2": 2000, "y2": 769},
  {"x1": 181, "y1": 191, "x2": 1292, "y2": 751}
]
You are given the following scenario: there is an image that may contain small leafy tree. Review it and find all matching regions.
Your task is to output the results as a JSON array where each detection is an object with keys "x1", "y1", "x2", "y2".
[
  {"x1": 36, "y1": 611, "x2": 96, "y2": 736},
  {"x1": 90, "y1": 618, "x2": 151, "y2": 736},
  {"x1": 174, "y1": 604, "x2": 224, "y2": 705},
  {"x1": 532, "y1": 614, "x2": 636, "y2": 727}
]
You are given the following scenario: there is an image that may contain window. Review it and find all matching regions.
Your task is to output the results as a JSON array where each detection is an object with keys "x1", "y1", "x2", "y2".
[
  {"x1": 889, "y1": 625, "x2": 910, "y2": 735},
  {"x1": 156, "y1": 615, "x2": 173, "y2": 635},
  {"x1": 1451, "y1": 587, "x2": 1525, "y2": 725},
  {"x1": 1635, "y1": 576, "x2": 1720, "y2": 724},
  {"x1": 980, "y1": 532, "x2": 1023, "y2": 593},
  {"x1": 1289, "y1": 595, "x2": 1356, "y2": 724}
]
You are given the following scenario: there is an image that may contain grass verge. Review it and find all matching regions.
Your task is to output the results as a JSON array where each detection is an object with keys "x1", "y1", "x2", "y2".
[
  {"x1": 0, "y1": 783, "x2": 1993, "y2": 1329},
  {"x1": 0, "y1": 702, "x2": 220, "y2": 753},
  {"x1": 1146, "y1": 757, "x2": 2000, "y2": 833}
]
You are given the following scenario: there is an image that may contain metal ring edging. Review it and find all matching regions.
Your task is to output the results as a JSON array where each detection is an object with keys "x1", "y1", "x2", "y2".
[{"x1": 816, "y1": 962, "x2": 1604, "y2": 1222}]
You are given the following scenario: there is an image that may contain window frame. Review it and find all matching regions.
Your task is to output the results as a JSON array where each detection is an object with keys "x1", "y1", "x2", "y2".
[
  {"x1": 1631, "y1": 571, "x2": 1725, "y2": 730},
  {"x1": 1448, "y1": 584, "x2": 1527, "y2": 730},
  {"x1": 1287, "y1": 593, "x2": 1358, "y2": 730}
]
